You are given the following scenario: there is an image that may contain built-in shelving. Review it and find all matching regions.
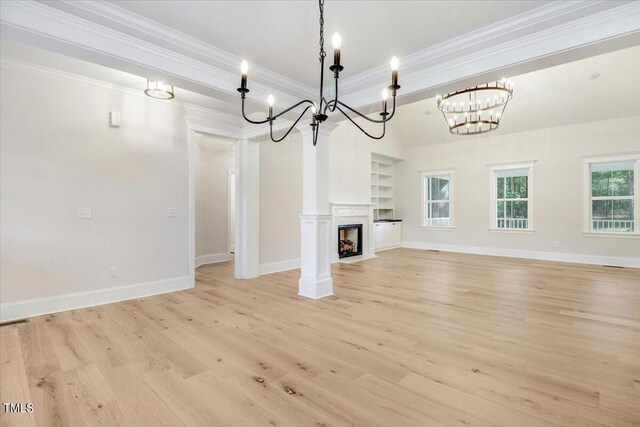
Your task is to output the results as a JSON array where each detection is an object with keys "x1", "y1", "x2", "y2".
[{"x1": 371, "y1": 155, "x2": 396, "y2": 221}]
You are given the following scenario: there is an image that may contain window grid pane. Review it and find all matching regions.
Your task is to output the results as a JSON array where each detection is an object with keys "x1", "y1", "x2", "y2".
[
  {"x1": 496, "y1": 170, "x2": 529, "y2": 229},
  {"x1": 427, "y1": 176, "x2": 450, "y2": 201},
  {"x1": 592, "y1": 163, "x2": 634, "y2": 197},
  {"x1": 590, "y1": 161, "x2": 636, "y2": 233},
  {"x1": 424, "y1": 175, "x2": 452, "y2": 227}
]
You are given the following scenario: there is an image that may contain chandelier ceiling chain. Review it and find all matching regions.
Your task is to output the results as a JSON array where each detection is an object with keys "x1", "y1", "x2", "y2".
[
  {"x1": 319, "y1": 0, "x2": 326, "y2": 62},
  {"x1": 237, "y1": 0, "x2": 400, "y2": 145}
]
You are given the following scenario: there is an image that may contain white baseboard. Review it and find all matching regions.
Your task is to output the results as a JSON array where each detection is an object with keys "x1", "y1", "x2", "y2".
[
  {"x1": 259, "y1": 258, "x2": 300, "y2": 275},
  {"x1": 373, "y1": 245, "x2": 401, "y2": 253},
  {"x1": 195, "y1": 252, "x2": 231, "y2": 268},
  {"x1": 402, "y1": 241, "x2": 640, "y2": 268},
  {"x1": 0, "y1": 276, "x2": 191, "y2": 323}
]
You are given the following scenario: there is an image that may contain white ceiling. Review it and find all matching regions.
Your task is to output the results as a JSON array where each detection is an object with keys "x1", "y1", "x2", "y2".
[
  {"x1": 99, "y1": 0, "x2": 550, "y2": 87},
  {"x1": 391, "y1": 45, "x2": 640, "y2": 147}
]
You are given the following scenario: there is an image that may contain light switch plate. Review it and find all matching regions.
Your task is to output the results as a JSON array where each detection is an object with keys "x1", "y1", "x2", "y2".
[
  {"x1": 167, "y1": 207, "x2": 178, "y2": 218},
  {"x1": 109, "y1": 111, "x2": 120, "y2": 128},
  {"x1": 78, "y1": 207, "x2": 93, "y2": 219}
]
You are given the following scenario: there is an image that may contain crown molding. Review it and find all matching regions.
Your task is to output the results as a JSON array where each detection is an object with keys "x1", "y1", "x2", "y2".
[
  {"x1": 0, "y1": 56, "x2": 246, "y2": 134},
  {"x1": 337, "y1": 1, "x2": 605, "y2": 95},
  {"x1": 337, "y1": 0, "x2": 640, "y2": 109},
  {"x1": 57, "y1": 0, "x2": 316, "y2": 99},
  {"x1": 0, "y1": 0, "x2": 303, "y2": 111},
  {"x1": 2, "y1": 0, "x2": 639, "y2": 127}
]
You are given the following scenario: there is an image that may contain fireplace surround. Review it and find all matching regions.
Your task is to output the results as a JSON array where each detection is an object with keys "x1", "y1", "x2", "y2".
[
  {"x1": 338, "y1": 224, "x2": 363, "y2": 258},
  {"x1": 330, "y1": 202, "x2": 375, "y2": 263}
]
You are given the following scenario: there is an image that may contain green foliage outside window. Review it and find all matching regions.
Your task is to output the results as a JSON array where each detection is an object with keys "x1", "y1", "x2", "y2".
[
  {"x1": 591, "y1": 166, "x2": 634, "y2": 232},
  {"x1": 497, "y1": 174, "x2": 528, "y2": 228}
]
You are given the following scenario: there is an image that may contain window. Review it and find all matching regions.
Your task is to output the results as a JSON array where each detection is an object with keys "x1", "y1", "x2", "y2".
[
  {"x1": 584, "y1": 154, "x2": 639, "y2": 235},
  {"x1": 489, "y1": 162, "x2": 535, "y2": 231},
  {"x1": 422, "y1": 170, "x2": 454, "y2": 228}
]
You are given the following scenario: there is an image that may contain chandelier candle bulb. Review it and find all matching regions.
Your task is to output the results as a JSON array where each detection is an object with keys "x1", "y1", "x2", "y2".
[
  {"x1": 390, "y1": 56, "x2": 399, "y2": 89},
  {"x1": 240, "y1": 60, "x2": 249, "y2": 90},
  {"x1": 267, "y1": 94, "x2": 274, "y2": 118},
  {"x1": 390, "y1": 56, "x2": 399, "y2": 71},
  {"x1": 381, "y1": 88, "x2": 389, "y2": 113},
  {"x1": 332, "y1": 32, "x2": 341, "y2": 67}
]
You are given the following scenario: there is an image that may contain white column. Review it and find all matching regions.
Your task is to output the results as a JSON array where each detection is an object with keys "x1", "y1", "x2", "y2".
[
  {"x1": 235, "y1": 139, "x2": 260, "y2": 279},
  {"x1": 298, "y1": 123, "x2": 336, "y2": 299}
]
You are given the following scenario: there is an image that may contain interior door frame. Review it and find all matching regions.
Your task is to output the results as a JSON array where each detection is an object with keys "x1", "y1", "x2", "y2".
[{"x1": 228, "y1": 168, "x2": 237, "y2": 254}]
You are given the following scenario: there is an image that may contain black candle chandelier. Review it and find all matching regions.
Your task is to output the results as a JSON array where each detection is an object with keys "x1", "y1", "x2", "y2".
[{"x1": 237, "y1": 0, "x2": 400, "y2": 145}]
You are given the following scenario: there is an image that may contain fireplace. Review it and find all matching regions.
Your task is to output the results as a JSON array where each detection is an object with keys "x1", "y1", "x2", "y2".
[{"x1": 338, "y1": 224, "x2": 363, "y2": 259}]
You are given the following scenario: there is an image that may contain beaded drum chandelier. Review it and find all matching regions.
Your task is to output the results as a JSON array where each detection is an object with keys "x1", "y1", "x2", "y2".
[{"x1": 437, "y1": 79, "x2": 514, "y2": 135}]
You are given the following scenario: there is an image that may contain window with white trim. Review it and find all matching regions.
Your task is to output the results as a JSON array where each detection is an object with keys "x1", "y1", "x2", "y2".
[
  {"x1": 422, "y1": 171, "x2": 453, "y2": 227},
  {"x1": 584, "y1": 155, "x2": 639, "y2": 234},
  {"x1": 489, "y1": 163, "x2": 534, "y2": 231}
]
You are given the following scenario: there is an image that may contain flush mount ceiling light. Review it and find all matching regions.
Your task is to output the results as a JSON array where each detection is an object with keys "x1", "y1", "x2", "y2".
[
  {"x1": 145, "y1": 79, "x2": 175, "y2": 100},
  {"x1": 237, "y1": 0, "x2": 400, "y2": 145},
  {"x1": 437, "y1": 79, "x2": 513, "y2": 135}
]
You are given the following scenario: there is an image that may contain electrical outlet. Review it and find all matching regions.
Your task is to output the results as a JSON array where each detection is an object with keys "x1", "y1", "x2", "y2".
[
  {"x1": 553, "y1": 241, "x2": 560, "y2": 248},
  {"x1": 109, "y1": 267, "x2": 118, "y2": 278},
  {"x1": 167, "y1": 207, "x2": 178, "y2": 218}
]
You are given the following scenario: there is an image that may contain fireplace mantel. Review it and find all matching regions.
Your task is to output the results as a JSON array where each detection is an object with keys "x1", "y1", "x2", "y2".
[
  {"x1": 331, "y1": 202, "x2": 375, "y2": 216},
  {"x1": 330, "y1": 202, "x2": 376, "y2": 263}
]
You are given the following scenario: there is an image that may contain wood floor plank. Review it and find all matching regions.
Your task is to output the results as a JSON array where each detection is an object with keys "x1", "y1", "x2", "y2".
[
  {"x1": 0, "y1": 327, "x2": 36, "y2": 427},
  {"x1": 1, "y1": 249, "x2": 639, "y2": 426}
]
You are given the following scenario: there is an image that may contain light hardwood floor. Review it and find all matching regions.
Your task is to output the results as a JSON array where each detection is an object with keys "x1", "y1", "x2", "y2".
[{"x1": 1, "y1": 249, "x2": 639, "y2": 426}]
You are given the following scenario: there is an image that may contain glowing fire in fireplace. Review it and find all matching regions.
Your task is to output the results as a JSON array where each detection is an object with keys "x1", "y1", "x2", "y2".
[{"x1": 338, "y1": 224, "x2": 363, "y2": 259}]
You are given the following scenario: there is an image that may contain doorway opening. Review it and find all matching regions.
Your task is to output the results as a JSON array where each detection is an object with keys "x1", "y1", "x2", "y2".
[{"x1": 194, "y1": 133, "x2": 237, "y2": 268}]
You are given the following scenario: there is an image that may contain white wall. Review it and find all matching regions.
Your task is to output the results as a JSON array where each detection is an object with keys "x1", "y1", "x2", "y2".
[
  {"x1": 259, "y1": 133, "x2": 303, "y2": 271},
  {"x1": 0, "y1": 66, "x2": 197, "y2": 318},
  {"x1": 195, "y1": 134, "x2": 234, "y2": 264},
  {"x1": 396, "y1": 116, "x2": 640, "y2": 265},
  {"x1": 256, "y1": 120, "x2": 405, "y2": 273},
  {"x1": 330, "y1": 118, "x2": 404, "y2": 204}
]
